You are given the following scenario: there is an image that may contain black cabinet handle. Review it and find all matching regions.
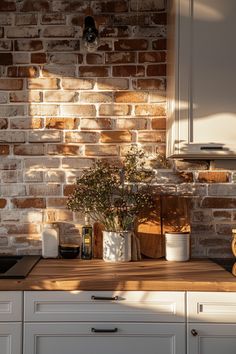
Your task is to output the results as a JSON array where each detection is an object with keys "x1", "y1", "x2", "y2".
[
  {"x1": 200, "y1": 146, "x2": 223, "y2": 150},
  {"x1": 91, "y1": 328, "x2": 118, "y2": 333},
  {"x1": 191, "y1": 329, "x2": 198, "y2": 336},
  {"x1": 91, "y1": 295, "x2": 119, "y2": 301}
]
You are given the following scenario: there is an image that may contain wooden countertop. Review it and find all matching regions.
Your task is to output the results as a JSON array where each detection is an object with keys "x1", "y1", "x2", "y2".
[{"x1": 0, "y1": 258, "x2": 236, "y2": 291}]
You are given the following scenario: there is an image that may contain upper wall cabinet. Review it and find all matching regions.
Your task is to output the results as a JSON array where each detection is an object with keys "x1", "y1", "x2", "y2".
[{"x1": 167, "y1": 0, "x2": 236, "y2": 158}]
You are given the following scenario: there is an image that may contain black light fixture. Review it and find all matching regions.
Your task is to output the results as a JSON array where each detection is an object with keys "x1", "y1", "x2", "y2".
[{"x1": 82, "y1": 16, "x2": 98, "y2": 50}]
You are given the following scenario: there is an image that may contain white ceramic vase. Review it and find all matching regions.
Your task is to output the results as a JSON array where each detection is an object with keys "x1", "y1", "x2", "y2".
[
  {"x1": 165, "y1": 232, "x2": 190, "y2": 261},
  {"x1": 102, "y1": 231, "x2": 132, "y2": 262}
]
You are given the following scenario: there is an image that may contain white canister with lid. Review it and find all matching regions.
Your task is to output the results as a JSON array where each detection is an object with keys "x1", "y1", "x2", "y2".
[
  {"x1": 41, "y1": 223, "x2": 59, "y2": 258},
  {"x1": 165, "y1": 232, "x2": 190, "y2": 261}
]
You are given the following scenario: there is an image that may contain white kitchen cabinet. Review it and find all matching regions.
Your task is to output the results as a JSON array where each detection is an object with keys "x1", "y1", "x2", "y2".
[
  {"x1": 24, "y1": 322, "x2": 185, "y2": 354},
  {"x1": 188, "y1": 324, "x2": 236, "y2": 354},
  {"x1": 23, "y1": 291, "x2": 186, "y2": 354},
  {"x1": 167, "y1": 0, "x2": 236, "y2": 158},
  {"x1": 187, "y1": 292, "x2": 236, "y2": 354},
  {"x1": 0, "y1": 292, "x2": 22, "y2": 354}
]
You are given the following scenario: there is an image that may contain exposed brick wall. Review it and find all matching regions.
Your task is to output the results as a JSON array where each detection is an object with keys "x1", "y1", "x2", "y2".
[{"x1": 0, "y1": 0, "x2": 234, "y2": 258}]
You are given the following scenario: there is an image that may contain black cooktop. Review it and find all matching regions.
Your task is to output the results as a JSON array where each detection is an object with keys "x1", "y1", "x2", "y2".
[{"x1": 210, "y1": 258, "x2": 236, "y2": 275}]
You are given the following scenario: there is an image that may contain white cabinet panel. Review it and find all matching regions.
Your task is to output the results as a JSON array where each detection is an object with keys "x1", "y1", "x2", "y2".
[
  {"x1": 188, "y1": 324, "x2": 236, "y2": 354},
  {"x1": 24, "y1": 291, "x2": 185, "y2": 323},
  {"x1": 187, "y1": 291, "x2": 236, "y2": 323},
  {"x1": 24, "y1": 322, "x2": 185, "y2": 354},
  {"x1": 0, "y1": 292, "x2": 22, "y2": 321},
  {"x1": 0, "y1": 323, "x2": 22, "y2": 354},
  {"x1": 167, "y1": 0, "x2": 236, "y2": 158}
]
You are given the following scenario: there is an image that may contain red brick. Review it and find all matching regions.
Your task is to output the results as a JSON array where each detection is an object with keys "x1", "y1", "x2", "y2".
[
  {"x1": 62, "y1": 78, "x2": 94, "y2": 90},
  {"x1": 43, "y1": 26, "x2": 75, "y2": 38},
  {"x1": 0, "y1": 199, "x2": 7, "y2": 208},
  {"x1": 12, "y1": 198, "x2": 46, "y2": 209},
  {"x1": 80, "y1": 118, "x2": 112, "y2": 130},
  {"x1": 42, "y1": 65, "x2": 76, "y2": 78},
  {"x1": 27, "y1": 78, "x2": 59, "y2": 89},
  {"x1": 130, "y1": 0, "x2": 166, "y2": 11},
  {"x1": 152, "y1": 38, "x2": 167, "y2": 50},
  {"x1": 114, "y1": 39, "x2": 148, "y2": 51},
  {"x1": 14, "y1": 144, "x2": 44, "y2": 155},
  {"x1": 46, "y1": 40, "x2": 80, "y2": 52},
  {"x1": 197, "y1": 172, "x2": 230, "y2": 183},
  {"x1": 0, "y1": 145, "x2": 9, "y2": 155},
  {"x1": 100, "y1": 26, "x2": 129, "y2": 37},
  {"x1": 114, "y1": 91, "x2": 148, "y2": 103},
  {"x1": 0, "y1": 27, "x2": 3, "y2": 37},
  {"x1": 100, "y1": 131, "x2": 132, "y2": 143},
  {"x1": 97, "y1": 40, "x2": 113, "y2": 51},
  {"x1": 28, "y1": 131, "x2": 61, "y2": 142},
  {"x1": 85, "y1": 145, "x2": 119, "y2": 156},
  {"x1": 47, "y1": 198, "x2": 67, "y2": 208},
  {"x1": 151, "y1": 118, "x2": 166, "y2": 129},
  {"x1": 86, "y1": 53, "x2": 104, "y2": 64},
  {"x1": 97, "y1": 78, "x2": 129, "y2": 90},
  {"x1": 202, "y1": 197, "x2": 236, "y2": 209},
  {"x1": 20, "y1": 0, "x2": 50, "y2": 12},
  {"x1": 14, "y1": 40, "x2": 43, "y2": 51},
  {"x1": 80, "y1": 92, "x2": 112, "y2": 103},
  {"x1": 105, "y1": 52, "x2": 136, "y2": 64},
  {"x1": 151, "y1": 13, "x2": 167, "y2": 25},
  {"x1": 0, "y1": 40, "x2": 12, "y2": 50},
  {"x1": 28, "y1": 184, "x2": 61, "y2": 196},
  {"x1": 65, "y1": 131, "x2": 99, "y2": 143},
  {"x1": 99, "y1": 104, "x2": 131, "y2": 116},
  {"x1": 79, "y1": 66, "x2": 109, "y2": 77},
  {"x1": 113, "y1": 14, "x2": 147, "y2": 26},
  {"x1": 45, "y1": 118, "x2": 77, "y2": 130},
  {"x1": 7, "y1": 66, "x2": 38, "y2": 78},
  {"x1": 135, "y1": 104, "x2": 166, "y2": 116},
  {"x1": 48, "y1": 53, "x2": 78, "y2": 65},
  {"x1": 0, "y1": 53, "x2": 12, "y2": 65},
  {"x1": 139, "y1": 51, "x2": 166, "y2": 63},
  {"x1": 15, "y1": 13, "x2": 38, "y2": 25},
  {"x1": 0, "y1": 78, "x2": 23, "y2": 90},
  {"x1": 10, "y1": 91, "x2": 41, "y2": 103},
  {"x1": 31, "y1": 53, "x2": 47, "y2": 64},
  {"x1": 63, "y1": 184, "x2": 76, "y2": 197},
  {"x1": 0, "y1": 1, "x2": 16, "y2": 11},
  {"x1": 113, "y1": 65, "x2": 145, "y2": 77},
  {"x1": 47, "y1": 144, "x2": 82, "y2": 156},
  {"x1": 7, "y1": 27, "x2": 40, "y2": 38},
  {"x1": 147, "y1": 64, "x2": 166, "y2": 76},
  {"x1": 135, "y1": 78, "x2": 166, "y2": 90},
  {"x1": 138, "y1": 131, "x2": 166, "y2": 143},
  {"x1": 41, "y1": 13, "x2": 66, "y2": 25},
  {"x1": 10, "y1": 118, "x2": 43, "y2": 129},
  {"x1": 29, "y1": 104, "x2": 59, "y2": 117},
  {"x1": 116, "y1": 118, "x2": 147, "y2": 130},
  {"x1": 44, "y1": 91, "x2": 76, "y2": 102},
  {"x1": 61, "y1": 105, "x2": 96, "y2": 117},
  {"x1": 0, "y1": 118, "x2": 8, "y2": 129},
  {"x1": 98, "y1": 1, "x2": 128, "y2": 12}
]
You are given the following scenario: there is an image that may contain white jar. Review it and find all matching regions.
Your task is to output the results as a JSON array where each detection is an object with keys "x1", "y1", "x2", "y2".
[
  {"x1": 42, "y1": 223, "x2": 59, "y2": 258},
  {"x1": 165, "y1": 232, "x2": 190, "y2": 261}
]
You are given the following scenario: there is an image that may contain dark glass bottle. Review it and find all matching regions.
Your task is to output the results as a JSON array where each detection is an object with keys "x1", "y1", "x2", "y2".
[{"x1": 81, "y1": 215, "x2": 93, "y2": 260}]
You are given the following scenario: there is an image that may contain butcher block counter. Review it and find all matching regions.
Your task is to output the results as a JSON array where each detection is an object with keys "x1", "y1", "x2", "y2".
[{"x1": 0, "y1": 258, "x2": 236, "y2": 291}]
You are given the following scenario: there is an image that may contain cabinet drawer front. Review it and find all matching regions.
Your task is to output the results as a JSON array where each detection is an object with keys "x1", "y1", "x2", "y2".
[
  {"x1": 0, "y1": 292, "x2": 22, "y2": 321},
  {"x1": 188, "y1": 292, "x2": 236, "y2": 323},
  {"x1": 24, "y1": 291, "x2": 185, "y2": 322},
  {"x1": 0, "y1": 323, "x2": 22, "y2": 354},
  {"x1": 24, "y1": 322, "x2": 185, "y2": 354}
]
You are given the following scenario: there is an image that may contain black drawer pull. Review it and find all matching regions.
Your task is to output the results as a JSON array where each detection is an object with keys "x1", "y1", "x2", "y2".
[
  {"x1": 200, "y1": 146, "x2": 223, "y2": 150},
  {"x1": 91, "y1": 295, "x2": 119, "y2": 301},
  {"x1": 91, "y1": 328, "x2": 118, "y2": 333}
]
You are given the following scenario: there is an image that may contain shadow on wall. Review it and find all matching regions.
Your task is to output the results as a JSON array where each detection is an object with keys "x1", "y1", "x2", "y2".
[{"x1": 0, "y1": 0, "x2": 167, "y2": 255}]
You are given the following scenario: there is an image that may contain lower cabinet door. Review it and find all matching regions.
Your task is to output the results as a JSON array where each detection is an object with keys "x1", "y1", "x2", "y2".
[
  {"x1": 188, "y1": 324, "x2": 236, "y2": 354},
  {"x1": 0, "y1": 323, "x2": 22, "y2": 354},
  {"x1": 24, "y1": 323, "x2": 185, "y2": 354}
]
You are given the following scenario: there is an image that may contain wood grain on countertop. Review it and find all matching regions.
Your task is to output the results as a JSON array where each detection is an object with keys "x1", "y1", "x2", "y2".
[{"x1": 0, "y1": 258, "x2": 236, "y2": 291}]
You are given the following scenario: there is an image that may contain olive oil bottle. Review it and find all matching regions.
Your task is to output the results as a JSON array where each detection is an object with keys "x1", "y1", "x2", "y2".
[{"x1": 81, "y1": 215, "x2": 93, "y2": 260}]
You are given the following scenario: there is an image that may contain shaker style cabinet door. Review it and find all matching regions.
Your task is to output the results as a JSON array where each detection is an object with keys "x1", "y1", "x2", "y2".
[
  {"x1": 167, "y1": 0, "x2": 236, "y2": 158},
  {"x1": 188, "y1": 324, "x2": 236, "y2": 354},
  {"x1": 0, "y1": 323, "x2": 22, "y2": 354},
  {"x1": 24, "y1": 323, "x2": 185, "y2": 354}
]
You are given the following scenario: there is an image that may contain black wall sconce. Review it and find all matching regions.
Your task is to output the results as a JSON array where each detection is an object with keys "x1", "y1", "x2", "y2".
[{"x1": 82, "y1": 16, "x2": 98, "y2": 51}]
